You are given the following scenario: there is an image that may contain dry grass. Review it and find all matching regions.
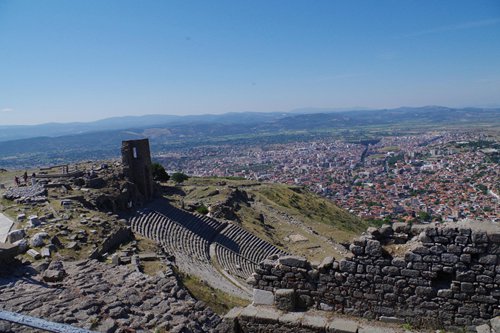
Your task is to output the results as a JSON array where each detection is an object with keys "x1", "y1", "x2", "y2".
[{"x1": 180, "y1": 273, "x2": 250, "y2": 315}]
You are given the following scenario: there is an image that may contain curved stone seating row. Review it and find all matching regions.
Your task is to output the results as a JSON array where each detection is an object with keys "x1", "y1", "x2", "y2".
[
  {"x1": 157, "y1": 215, "x2": 209, "y2": 261},
  {"x1": 131, "y1": 210, "x2": 210, "y2": 261},
  {"x1": 214, "y1": 223, "x2": 286, "y2": 265},
  {"x1": 130, "y1": 205, "x2": 286, "y2": 285},
  {"x1": 214, "y1": 243, "x2": 257, "y2": 279},
  {"x1": 153, "y1": 204, "x2": 226, "y2": 242}
]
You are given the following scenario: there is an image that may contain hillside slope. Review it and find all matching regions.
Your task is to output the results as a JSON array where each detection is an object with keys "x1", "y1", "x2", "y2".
[{"x1": 164, "y1": 177, "x2": 368, "y2": 261}]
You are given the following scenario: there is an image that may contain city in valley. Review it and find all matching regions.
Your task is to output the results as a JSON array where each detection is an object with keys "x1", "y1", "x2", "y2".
[
  {"x1": 158, "y1": 130, "x2": 499, "y2": 224},
  {"x1": 1, "y1": 1, "x2": 500, "y2": 332}
]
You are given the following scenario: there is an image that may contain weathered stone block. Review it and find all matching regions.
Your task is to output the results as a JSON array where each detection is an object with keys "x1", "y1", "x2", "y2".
[
  {"x1": 401, "y1": 269, "x2": 420, "y2": 277},
  {"x1": 447, "y1": 244, "x2": 463, "y2": 254},
  {"x1": 26, "y1": 249, "x2": 41, "y2": 259},
  {"x1": 278, "y1": 255, "x2": 308, "y2": 268},
  {"x1": 252, "y1": 289, "x2": 274, "y2": 306},
  {"x1": 441, "y1": 253, "x2": 459, "y2": 264},
  {"x1": 477, "y1": 275, "x2": 494, "y2": 284},
  {"x1": 302, "y1": 314, "x2": 327, "y2": 330},
  {"x1": 359, "y1": 327, "x2": 398, "y2": 333},
  {"x1": 488, "y1": 232, "x2": 500, "y2": 243},
  {"x1": 349, "y1": 244, "x2": 364, "y2": 255},
  {"x1": 6, "y1": 229, "x2": 25, "y2": 243},
  {"x1": 41, "y1": 247, "x2": 51, "y2": 258},
  {"x1": 339, "y1": 259, "x2": 357, "y2": 273},
  {"x1": 255, "y1": 307, "x2": 280, "y2": 323},
  {"x1": 471, "y1": 295, "x2": 496, "y2": 304},
  {"x1": 43, "y1": 269, "x2": 65, "y2": 282},
  {"x1": 278, "y1": 311, "x2": 304, "y2": 325},
  {"x1": 411, "y1": 262, "x2": 428, "y2": 270},
  {"x1": 353, "y1": 237, "x2": 367, "y2": 247},
  {"x1": 240, "y1": 305, "x2": 259, "y2": 318},
  {"x1": 458, "y1": 304, "x2": 479, "y2": 315},
  {"x1": 437, "y1": 289, "x2": 453, "y2": 298},
  {"x1": 391, "y1": 258, "x2": 406, "y2": 267},
  {"x1": 455, "y1": 235, "x2": 470, "y2": 245},
  {"x1": 472, "y1": 231, "x2": 489, "y2": 243},
  {"x1": 412, "y1": 246, "x2": 430, "y2": 255},
  {"x1": 476, "y1": 323, "x2": 491, "y2": 333},
  {"x1": 456, "y1": 271, "x2": 476, "y2": 282},
  {"x1": 326, "y1": 318, "x2": 358, "y2": 333},
  {"x1": 425, "y1": 228, "x2": 438, "y2": 237},
  {"x1": 381, "y1": 266, "x2": 399, "y2": 276},
  {"x1": 490, "y1": 316, "x2": 500, "y2": 332},
  {"x1": 479, "y1": 255, "x2": 498, "y2": 265},
  {"x1": 423, "y1": 255, "x2": 441, "y2": 263},
  {"x1": 365, "y1": 239, "x2": 382, "y2": 256},
  {"x1": 460, "y1": 253, "x2": 472, "y2": 263},
  {"x1": 430, "y1": 244, "x2": 446, "y2": 254},
  {"x1": 461, "y1": 282, "x2": 475, "y2": 293},
  {"x1": 415, "y1": 286, "x2": 435, "y2": 298},
  {"x1": 274, "y1": 289, "x2": 296, "y2": 311},
  {"x1": 13, "y1": 239, "x2": 28, "y2": 253},
  {"x1": 318, "y1": 256, "x2": 334, "y2": 271}
]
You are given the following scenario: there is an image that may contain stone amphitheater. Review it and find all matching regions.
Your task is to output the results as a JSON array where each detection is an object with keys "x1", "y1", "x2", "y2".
[{"x1": 130, "y1": 198, "x2": 287, "y2": 298}]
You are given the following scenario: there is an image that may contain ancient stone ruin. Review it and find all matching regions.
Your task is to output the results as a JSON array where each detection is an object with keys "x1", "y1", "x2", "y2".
[
  {"x1": 230, "y1": 221, "x2": 500, "y2": 332},
  {"x1": 121, "y1": 139, "x2": 154, "y2": 202},
  {"x1": 0, "y1": 259, "x2": 224, "y2": 333},
  {"x1": 130, "y1": 200, "x2": 287, "y2": 298}
]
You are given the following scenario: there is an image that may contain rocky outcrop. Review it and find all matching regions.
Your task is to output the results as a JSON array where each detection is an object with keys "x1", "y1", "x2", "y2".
[
  {"x1": 210, "y1": 188, "x2": 252, "y2": 221},
  {"x1": 2, "y1": 184, "x2": 47, "y2": 203}
]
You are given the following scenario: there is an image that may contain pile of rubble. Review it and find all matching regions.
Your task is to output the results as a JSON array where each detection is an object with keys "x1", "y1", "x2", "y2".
[{"x1": 2, "y1": 184, "x2": 47, "y2": 203}]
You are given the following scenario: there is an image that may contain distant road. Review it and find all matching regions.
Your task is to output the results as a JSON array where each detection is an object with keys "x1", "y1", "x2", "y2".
[{"x1": 0, "y1": 213, "x2": 14, "y2": 243}]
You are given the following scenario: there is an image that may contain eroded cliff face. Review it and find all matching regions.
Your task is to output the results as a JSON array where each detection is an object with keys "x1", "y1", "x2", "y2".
[{"x1": 248, "y1": 221, "x2": 500, "y2": 330}]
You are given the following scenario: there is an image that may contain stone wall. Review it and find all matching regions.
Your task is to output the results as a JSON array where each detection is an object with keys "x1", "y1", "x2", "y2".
[
  {"x1": 248, "y1": 222, "x2": 500, "y2": 330},
  {"x1": 88, "y1": 227, "x2": 133, "y2": 259}
]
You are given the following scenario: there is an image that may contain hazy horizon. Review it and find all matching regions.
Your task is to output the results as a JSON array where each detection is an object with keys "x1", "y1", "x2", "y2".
[
  {"x1": 1, "y1": 104, "x2": 500, "y2": 127},
  {"x1": 1, "y1": 1, "x2": 500, "y2": 125}
]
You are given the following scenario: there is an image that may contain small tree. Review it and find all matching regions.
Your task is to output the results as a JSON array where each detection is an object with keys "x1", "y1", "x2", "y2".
[
  {"x1": 196, "y1": 204, "x2": 209, "y2": 215},
  {"x1": 171, "y1": 172, "x2": 189, "y2": 184},
  {"x1": 151, "y1": 162, "x2": 170, "y2": 182}
]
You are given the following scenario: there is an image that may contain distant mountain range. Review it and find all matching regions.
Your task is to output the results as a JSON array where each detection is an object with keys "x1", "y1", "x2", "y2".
[
  {"x1": 0, "y1": 106, "x2": 498, "y2": 169},
  {"x1": 0, "y1": 112, "x2": 289, "y2": 142},
  {"x1": 0, "y1": 106, "x2": 498, "y2": 143}
]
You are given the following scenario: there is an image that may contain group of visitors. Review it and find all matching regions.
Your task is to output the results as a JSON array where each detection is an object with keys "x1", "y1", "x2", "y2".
[{"x1": 14, "y1": 171, "x2": 36, "y2": 186}]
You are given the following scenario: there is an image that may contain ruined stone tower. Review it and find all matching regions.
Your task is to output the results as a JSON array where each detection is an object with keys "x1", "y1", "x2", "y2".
[{"x1": 121, "y1": 139, "x2": 154, "y2": 201}]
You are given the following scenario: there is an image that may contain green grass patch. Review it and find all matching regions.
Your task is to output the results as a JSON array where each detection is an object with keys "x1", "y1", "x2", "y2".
[{"x1": 253, "y1": 184, "x2": 367, "y2": 234}]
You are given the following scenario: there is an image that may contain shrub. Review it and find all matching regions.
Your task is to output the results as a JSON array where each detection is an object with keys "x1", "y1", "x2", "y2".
[
  {"x1": 151, "y1": 162, "x2": 169, "y2": 182},
  {"x1": 171, "y1": 172, "x2": 189, "y2": 184}
]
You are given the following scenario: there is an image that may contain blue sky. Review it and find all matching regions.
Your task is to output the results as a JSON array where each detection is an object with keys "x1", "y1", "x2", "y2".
[{"x1": 0, "y1": 0, "x2": 499, "y2": 125}]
